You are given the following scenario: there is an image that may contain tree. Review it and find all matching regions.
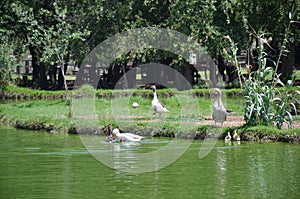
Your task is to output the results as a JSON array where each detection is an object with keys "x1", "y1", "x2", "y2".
[
  {"x1": 0, "y1": 31, "x2": 14, "y2": 91},
  {"x1": 1, "y1": 0, "x2": 299, "y2": 89}
]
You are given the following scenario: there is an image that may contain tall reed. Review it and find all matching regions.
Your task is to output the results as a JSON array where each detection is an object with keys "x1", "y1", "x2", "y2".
[{"x1": 244, "y1": 31, "x2": 298, "y2": 129}]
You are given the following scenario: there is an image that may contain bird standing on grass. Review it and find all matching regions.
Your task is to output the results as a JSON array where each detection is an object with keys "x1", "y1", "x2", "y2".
[
  {"x1": 151, "y1": 85, "x2": 169, "y2": 116},
  {"x1": 212, "y1": 88, "x2": 230, "y2": 126}
]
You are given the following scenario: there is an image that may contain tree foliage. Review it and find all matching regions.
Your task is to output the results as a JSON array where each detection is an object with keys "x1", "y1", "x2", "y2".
[
  {"x1": 0, "y1": 31, "x2": 14, "y2": 90},
  {"x1": 0, "y1": 0, "x2": 298, "y2": 89}
]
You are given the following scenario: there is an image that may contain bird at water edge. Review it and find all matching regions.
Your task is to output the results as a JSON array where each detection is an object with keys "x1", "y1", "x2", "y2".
[
  {"x1": 225, "y1": 132, "x2": 232, "y2": 142},
  {"x1": 212, "y1": 88, "x2": 232, "y2": 126},
  {"x1": 233, "y1": 130, "x2": 241, "y2": 141}
]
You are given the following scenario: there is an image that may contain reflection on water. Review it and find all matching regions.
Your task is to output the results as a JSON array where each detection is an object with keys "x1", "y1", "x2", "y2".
[
  {"x1": 80, "y1": 135, "x2": 193, "y2": 173},
  {"x1": 215, "y1": 148, "x2": 227, "y2": 198},
  {"x1": 0, "y1": 125, "x2": 300, "y2": 199}
]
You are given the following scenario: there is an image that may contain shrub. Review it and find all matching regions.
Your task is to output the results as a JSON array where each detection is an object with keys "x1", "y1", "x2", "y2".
[{"x1": 244, "y1": 31, "x2": 298, "y2": 129}]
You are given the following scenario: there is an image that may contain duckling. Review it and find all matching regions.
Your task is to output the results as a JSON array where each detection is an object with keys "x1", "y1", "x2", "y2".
[
  {"x1": 233, "y1": 130, "x2": 241, "y2": 141},
  {"x1": 224, "y1": 132, "x2": 232, "y2": 142}
]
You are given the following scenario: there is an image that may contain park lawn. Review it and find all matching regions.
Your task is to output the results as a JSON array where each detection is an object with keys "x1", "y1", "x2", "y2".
[
  {"x1": 0, "y1": 94, "x2": 244, "y2": 133},
  {"x1": 0, "y1": 100, "x2": 72, "y2": 130}
]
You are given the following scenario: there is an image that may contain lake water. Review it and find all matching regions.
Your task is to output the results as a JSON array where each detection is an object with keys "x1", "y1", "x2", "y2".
[{"x1": 0, "y1": 125, "x2": 299, "y2": 199}]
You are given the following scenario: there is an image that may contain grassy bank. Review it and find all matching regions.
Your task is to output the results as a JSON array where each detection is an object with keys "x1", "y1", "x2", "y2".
[
  {"x1": 1, "y1": 84, "x2": 245, "y2": 100},
  {"x1": 0, "y1": 85, "x2": 299, "y2": 142},
  {"x1": 0, "y1": 96, "x2": 241, "y2": 129}
]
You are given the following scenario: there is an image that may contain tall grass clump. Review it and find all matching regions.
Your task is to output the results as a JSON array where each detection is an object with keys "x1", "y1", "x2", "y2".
[{"x1": 244, "y1": 30, "x2": 298, "y2": 129}]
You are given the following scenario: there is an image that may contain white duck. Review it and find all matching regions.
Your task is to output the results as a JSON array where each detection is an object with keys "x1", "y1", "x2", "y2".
[
  {"x1": 212, "y1": 88, "x2": 230, "y2": 126},
  {"x1": 151, "y1": 85, "x2": 169, "y2": 116},
  {"x1": 112, "y1": 128, "x2": 145, "y2": 142}
]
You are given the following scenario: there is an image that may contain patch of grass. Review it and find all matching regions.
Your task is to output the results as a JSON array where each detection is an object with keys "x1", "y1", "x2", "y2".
[
  {"x1": 238, "y1": 125, "x2": 300, "y2": 135},
  {"x1": 0, "y1": 92, "x2": 245, "y2": 134},
  {"x1": 0, "y1": 99, "x2": 71, "y2": 131},
  {"x1": 100, "y1": 94, "x2": 230, "y2": 124}
]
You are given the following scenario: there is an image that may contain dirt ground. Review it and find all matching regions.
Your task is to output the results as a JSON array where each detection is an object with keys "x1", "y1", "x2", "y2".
[
  {"x1": 199, "y1": 115, "x2": 300, "y2": 129},
  {"x1": 113, "y1": 114, "x2": 300, "y2": 129}
]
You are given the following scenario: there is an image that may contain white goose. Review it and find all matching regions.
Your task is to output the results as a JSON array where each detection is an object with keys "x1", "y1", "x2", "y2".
[
  {"x1": 112, "y1": 128, "x2": 145, "y2": 142},
  {"x1": 151, "y1": 85, "x2": 169, "y2": 116},
  {"x1": 212, "y1": 88, "x2": 229, "y2": 126}
]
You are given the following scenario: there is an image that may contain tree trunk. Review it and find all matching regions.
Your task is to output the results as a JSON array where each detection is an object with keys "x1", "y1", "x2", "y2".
[
  {"x1": 58, "y1": 66, "x2": 64, "y2": 89},
  {"x1": 39, "y1": 62, "x2": 48, "y2": 90},
  {"x1": 28, "y1": 46, "x2": 48, "y2": 89},
  {"x1": 58, "y1": 63, "x2": 67, "y2": 90},
  {"x1": 29, "y1": 46, "x2": 39, "y2": 88},
  {"x1": 49, "y1": 66, "x2": 57, "y2": 90},
  {"x1": 58, "y1": 54, "x2": 70, "y2": 90},
  {"x1": 210, "y1": 59, "x2": 217, "y2": 87},
  {"x1": 182, "y1": 63, "x2": 193, "y2": 87}
]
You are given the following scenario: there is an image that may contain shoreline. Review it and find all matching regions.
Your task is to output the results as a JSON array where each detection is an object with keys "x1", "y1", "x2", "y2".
[
  {"x1": 1, "y1": 114, "x2": 299, "y2": 143},
  {"x1": 1, "y1": 85, "x2": 299, "y2": 143}
]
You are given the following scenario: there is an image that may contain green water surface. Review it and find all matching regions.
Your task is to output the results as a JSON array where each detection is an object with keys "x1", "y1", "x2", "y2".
[{"x1": 0, "y1": 125, "x2": 299, "y2": 199}]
